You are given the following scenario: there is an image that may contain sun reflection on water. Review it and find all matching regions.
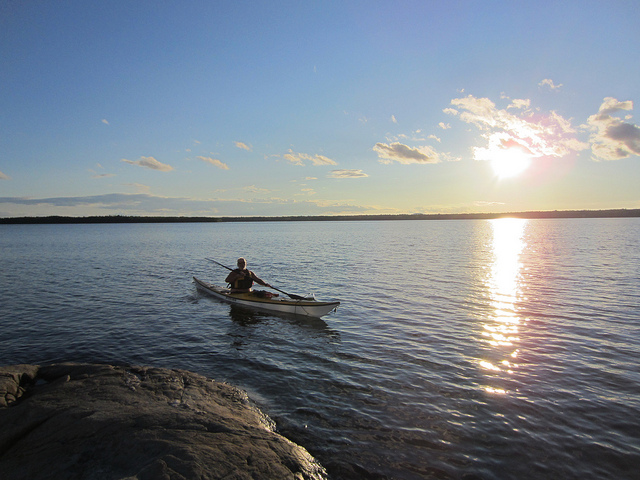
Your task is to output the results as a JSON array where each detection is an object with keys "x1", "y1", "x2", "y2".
[{"x1": 481, "y1": 218, "x2": 527, "y2": 395}]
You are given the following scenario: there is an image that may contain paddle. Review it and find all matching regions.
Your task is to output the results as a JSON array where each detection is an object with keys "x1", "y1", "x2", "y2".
[{"x1": 205, "y1": 258, "x2": 310, "y2": 301}]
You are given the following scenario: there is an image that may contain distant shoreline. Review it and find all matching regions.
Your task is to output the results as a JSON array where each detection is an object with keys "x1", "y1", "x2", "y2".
[{"x1": 1, "y1": 209, "x2": 639, "y2": 224}]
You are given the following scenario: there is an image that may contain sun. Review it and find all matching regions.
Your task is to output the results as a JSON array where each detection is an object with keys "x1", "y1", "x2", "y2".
[
  {"x1": 490, "y1": 147, "x2": 532, "y2": 179},
  {"x1": 474, "y1": 134, "x2": 535, "y2": 179}
]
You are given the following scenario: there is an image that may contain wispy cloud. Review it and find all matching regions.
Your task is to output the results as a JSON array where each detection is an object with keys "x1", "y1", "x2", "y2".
[
  {"x1": 89, "y1": 163, "x2": 115, "y2": 178},
  {"x1": 394, "y1": 130, "x2": 427, "y2": 142},
  {"x1": 0, "y1": 193, "x2": 374, "y2": 216},
  {"x1": 122, "y1": 156, "x2": 174, "y2": 172},
  {"x1": 391, "y1": 115, "x2": 398, "y2": 124},
  {"x1": 538, "y1": 78, "x2": 563, "y2": 91},
  {"x1": 586, "y1": 97, "x2": 640, "y2": 161},
  {"x1": 124, "y1": 183, "x2": 151, "y2": 193},
  {"x1": 328, "y1": 169, "x2": 368, "y2": 178},
  {"x1": 373, "y1": 142, "x2": 441, "y2": 165},
  {"x1": 282, "y1": 150, "x2": 338, "y2": 166},
  {"x1": 474, "y1": 200, "x2": 506, "y2": 207},
  {"x1": 0, "y1": 194, "x2": 166, "y2": 208},
  {"x1": 198, "y1": 156, "x2": 230, "y2": 170},
  {"x1": 235, "y1": 141, "x2": 252, "y2": 151},
  {"x1": 101, "y1": 119, "x2": 109, "y2": 125},
  {"x1": 243, "y1": 185, "x2": 271, "y2": 194},
  {"x1": 0, "y1": 170, "x2": 11, "y2": 180}
]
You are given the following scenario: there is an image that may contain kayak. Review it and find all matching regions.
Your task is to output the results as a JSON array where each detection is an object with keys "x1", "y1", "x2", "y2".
[{"x1": 193, "y1": 277, "x2": 340, "y2": 317}]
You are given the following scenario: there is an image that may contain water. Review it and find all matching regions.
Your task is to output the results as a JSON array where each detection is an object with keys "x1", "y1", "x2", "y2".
[{"x1": 1, "y1": 219, "x2": 639, "y2": 479}]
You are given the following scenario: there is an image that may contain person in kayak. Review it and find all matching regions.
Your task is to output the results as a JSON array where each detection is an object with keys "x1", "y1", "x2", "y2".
[{"x1": 225, "y1": 257, "x2": 272, "y2": 293}]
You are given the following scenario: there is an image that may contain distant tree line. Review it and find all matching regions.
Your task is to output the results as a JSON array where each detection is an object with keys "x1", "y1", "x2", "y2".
[
  {"x1": 0, "y1": 215, "x2": 222, "y2": 224},
  {"x1": 1, "y1": 209, "x2": 639, "y2": 224}
]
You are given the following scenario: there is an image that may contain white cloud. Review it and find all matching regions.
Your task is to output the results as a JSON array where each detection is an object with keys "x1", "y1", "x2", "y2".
[
  {"x1": 0, "y1": 170, "x2": 11, "y2": 180},
  {"x1": 539, "y1": 78, "x2": 563, "y2": 90},
  {"x1": 586, "y1": 97, "x2": 640, "y2": 160},
  {"x1": 122, "y1": 156, "x2": 174, "y2": 172},
  {"x1": 235, "y1": 141, "x2": 252, "y2": 151},
  {"x1": 449, "y1": 96, "x2": 500, "y2": 129},
  {"x1": 282, "y1": 150, "x2": 338, "y2": 166},
  {"x1": 593, "y1": 97, "x2": 633, "y2": 116},
  {"x1": 508, "y1": 99, "x2": 531, "y2": 110},
  {"x1": 282, "y1": 151, "x2": 304, "y2": 166},
  {"x1": 446, "y1": 94, "x2": 587, "y2": 161},
  {"x1": 101, "y1": 119, "x2": 109, "y2": 125},
  {"x1": 197, "y1": 156, "x2": 230, "y2": 170},
  {"x1": 549, "y1": 111, "x2": 576, "y2": 134},
  {"x1": 373, "y1": 142, "x2": 440, "y2": 164},
  {"x1": 438, "y1": 122, "x2": 451, "y2": 129},
  {"x1": 311, "y1": 154, "x2": 337, "y2": 166},
  {"x1": 328, "y1": 169, "x2": 368, "y2": 178},
  {"x1": 391, "y1": 115, "x2": 398, "y2": 124}
]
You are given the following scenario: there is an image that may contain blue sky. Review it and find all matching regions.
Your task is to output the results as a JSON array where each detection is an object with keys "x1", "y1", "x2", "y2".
[{"x1": 1, "y1": 1, "x2": 639, "y2": 217}]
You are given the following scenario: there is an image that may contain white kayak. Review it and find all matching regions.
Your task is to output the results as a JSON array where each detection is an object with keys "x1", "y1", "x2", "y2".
[{"x1": 193, "y1": 277, "x2": 340, "y2": 318}]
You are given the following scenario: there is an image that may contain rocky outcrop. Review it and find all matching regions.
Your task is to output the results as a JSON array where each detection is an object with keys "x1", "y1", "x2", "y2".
[{"x1": 0, "y1": 363, "x2": 327, "y2": 480}]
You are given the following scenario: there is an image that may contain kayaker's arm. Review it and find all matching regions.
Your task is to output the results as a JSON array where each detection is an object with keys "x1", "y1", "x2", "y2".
[
  {"x1": 249, "y1": 271, "x2": 272, "y2": 288},
  {"x1": 225, "y1": 269, "x2": 243, "y2": 284}
]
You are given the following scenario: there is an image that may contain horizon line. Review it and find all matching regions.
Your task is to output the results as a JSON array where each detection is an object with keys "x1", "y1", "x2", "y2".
[{"x1": 1, "y1": 208, "x2": 639, "y2": 224}]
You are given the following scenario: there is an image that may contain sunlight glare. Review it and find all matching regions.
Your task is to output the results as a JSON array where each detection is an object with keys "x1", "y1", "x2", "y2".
[
  {"x1": 479, "y1": 218, "x2": 528, "y2": 396},
  {"x1": 490, "y1": 147, "x2": 532, "y2": 179},
  {"x1": 485, "y1": 387, "x2": 507, "y2": 395}
]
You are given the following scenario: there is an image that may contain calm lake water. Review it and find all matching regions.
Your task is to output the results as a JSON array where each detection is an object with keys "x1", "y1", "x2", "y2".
[{"x1": 1, "y1": 219, "x2": 639, "y2": 479}]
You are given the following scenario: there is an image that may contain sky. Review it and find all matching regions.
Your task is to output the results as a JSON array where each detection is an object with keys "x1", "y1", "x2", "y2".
[{"x1": 1, "y1": 1, "x2": 639, "y2": 217}]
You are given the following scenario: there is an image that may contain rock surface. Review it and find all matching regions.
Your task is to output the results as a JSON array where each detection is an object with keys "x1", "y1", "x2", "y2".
[{"x1": 0, "y1": 363, "x2": 327, "y2": 480}]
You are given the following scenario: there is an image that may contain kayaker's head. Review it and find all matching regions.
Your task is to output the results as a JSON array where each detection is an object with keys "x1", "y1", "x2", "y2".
[{"x1": 237, "y1": 257, "x2": 247, "y2": 269}]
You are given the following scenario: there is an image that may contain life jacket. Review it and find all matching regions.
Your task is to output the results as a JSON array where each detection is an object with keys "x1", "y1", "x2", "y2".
[{"x1": 231, "y1": 269, "x2": 254, "y2": 290}]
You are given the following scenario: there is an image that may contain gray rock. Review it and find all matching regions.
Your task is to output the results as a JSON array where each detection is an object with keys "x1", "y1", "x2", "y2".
[{"x1": 0, "y1": 363, "x2": 327, "y2": 480}]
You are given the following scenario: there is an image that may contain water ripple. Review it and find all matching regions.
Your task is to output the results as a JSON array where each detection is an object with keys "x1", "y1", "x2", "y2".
[{"x1": 1, "y1": 220, "x2": 639, "y2": 479}]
